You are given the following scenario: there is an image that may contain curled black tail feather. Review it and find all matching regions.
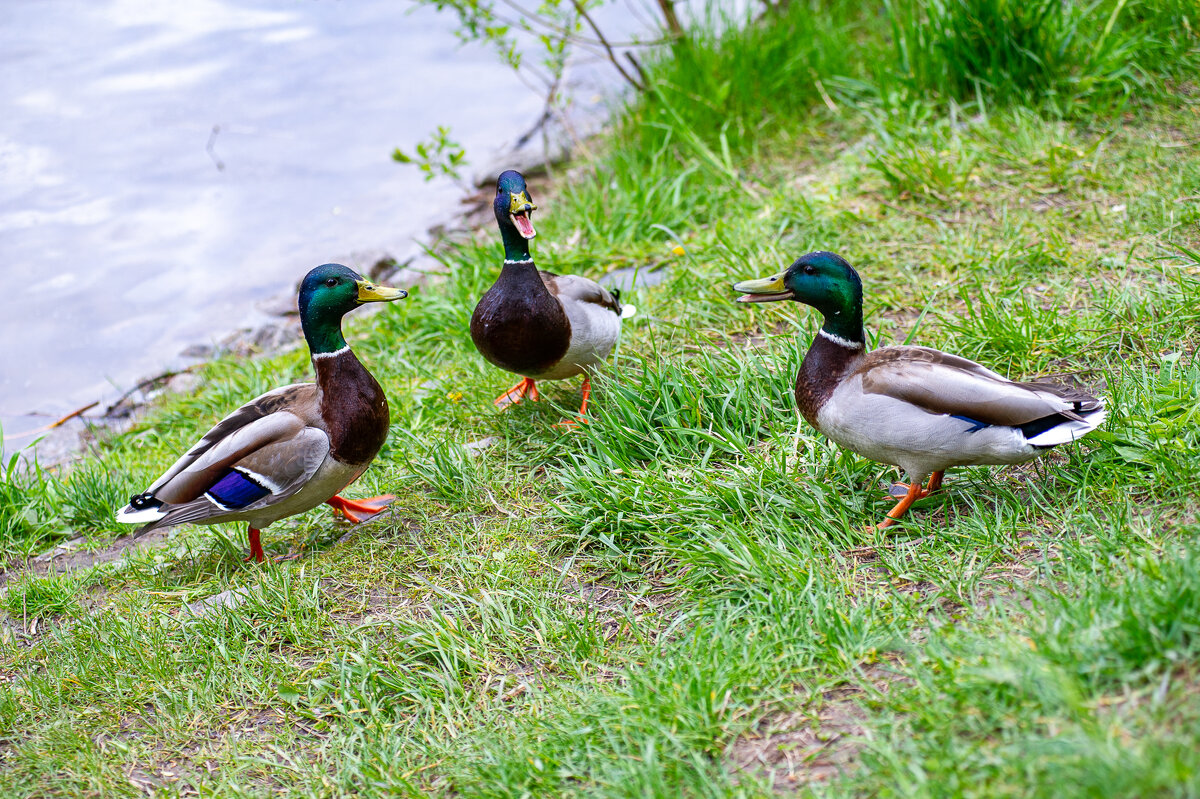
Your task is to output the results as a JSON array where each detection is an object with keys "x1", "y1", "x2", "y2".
[{"x1": 128, "y1": 492, "x2": 163, "y2": 511}]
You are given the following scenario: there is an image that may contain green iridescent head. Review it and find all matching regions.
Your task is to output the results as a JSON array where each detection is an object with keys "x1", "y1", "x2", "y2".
[
  {"x1": 298, "y1": 263, "x2": 407, "y2": 354},
  {"x1": 494, "y1": 170, "x2": 538, "y2": 261},
  {"x1": 733, "y1": 252, "x2": 865, "y2": 343}
]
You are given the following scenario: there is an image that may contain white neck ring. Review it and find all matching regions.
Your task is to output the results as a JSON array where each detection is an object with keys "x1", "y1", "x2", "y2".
[
  {"x1": 819, "y1": 329, "x2": 863, "y2": 350},
  {"x1": 311, "y1": 345, "x2": 350, "y2": 360}
]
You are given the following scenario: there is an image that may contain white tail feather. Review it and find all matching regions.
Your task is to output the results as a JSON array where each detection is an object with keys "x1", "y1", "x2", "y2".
[
  {"x1": 115, "y1": 506, "x2": 167, "y2": 525},
  {"x1": 621, "y1": 304, "x2": 637, "y2": 319},
  {"x1": 1026, "y1": 407, "x2": 1107, "y2": 447}
]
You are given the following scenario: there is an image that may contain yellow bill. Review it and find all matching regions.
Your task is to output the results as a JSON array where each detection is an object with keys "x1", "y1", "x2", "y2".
[
  {"x1": 356, "y1": 280, "x2": 408, "y2": 302},
  {"x1": 733, "y1": 273, "x2": 792, "y2": 303}
]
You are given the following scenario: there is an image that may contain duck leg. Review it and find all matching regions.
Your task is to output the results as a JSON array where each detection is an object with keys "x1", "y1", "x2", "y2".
[
  {"x1": 327, "y1": 494, "x2": 395, "y2": 524},
  {"x1": 877, "y1": 483, "x2": 922, "y2": 529},
  {"x1": 877, "y1": 471, "x2": 943, "y2": 529},
  {"x1": 577, "y1": 376, "x2": 592, "y2": 418},
  {"x1": 494, "y1": 377, "x2": 539, "y2": 409},
  {"x1": 554, "y1": 377, "x2": 593, "y2": 428},
  {"x1": 246, "y1": 526, "x2": 265, "y2": 563},
  {"x1": 887, "y1": 470, "x2": 945, "y2": 498}
]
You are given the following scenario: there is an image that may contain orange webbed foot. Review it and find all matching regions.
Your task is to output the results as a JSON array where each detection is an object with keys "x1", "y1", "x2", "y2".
[
  {"x1": 494, "y1": 377, "x2": 538, "y2": 409},
  {"x1": 327, "y1": 494, "x2": 395, "y2": 524}
]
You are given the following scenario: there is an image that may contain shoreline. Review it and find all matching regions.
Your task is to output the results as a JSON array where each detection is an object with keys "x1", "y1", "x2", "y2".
[{"x1": 3, "y1": 129, "x2": 577, "y2": 470}]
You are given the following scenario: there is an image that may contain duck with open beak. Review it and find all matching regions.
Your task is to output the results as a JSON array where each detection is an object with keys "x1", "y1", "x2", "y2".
[{"x1": 469, "y1": 170, "x2": 635, "y2": 425}]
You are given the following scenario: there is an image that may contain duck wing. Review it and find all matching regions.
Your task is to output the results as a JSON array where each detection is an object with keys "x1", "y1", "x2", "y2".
[
  {"x1": 119, "y1": 384, "x2": 329, "y2": 530},
  {"x1": 857, "y1": 346, "x2": 1102, "y2": 426},
  {"x1": 141, "y1": 383, "x2": 318, "y2": 494},
  {"x1": 540, "y1": 271, "x2": 623, "y2": 315}
]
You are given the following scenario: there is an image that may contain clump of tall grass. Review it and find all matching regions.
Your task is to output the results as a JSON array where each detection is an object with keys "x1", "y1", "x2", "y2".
[
  {"x1": 1091, "y1": 359, "x2": 1200, "y2": 497},
  {"x1": 56, "y1": 460, "x2": 135, "y2": 535},
  {"x1": 638, "y1": 0, "x2": 878, "y2": 156},
  {"x1": 868, "y1": 113, "x2": 983, "y2": 201},
  {"x1": 0, "y1": 449, "x2": 58, "y2": 567},
  {"x1": 578, "y1": 343, "x2": 800, "y2": 469},
  {"x1": 2, "y1": 570, "x2": 84, "y2": 620},
  {"x1": 884, "y1": 0, "x2": 1155, "y2": 111},
  {"x1": 1122, "y1": 0, "x2": 1199, "y2": 68},
  {"x1": 622, "y1": 0, "x2": 1195, "y2": 176},
  {"x1": 545, "y1": 0, "x2": 885, "y2": 247},
  {"x1": 396, "y1": 433, "x2": 489, "y2": 505}
]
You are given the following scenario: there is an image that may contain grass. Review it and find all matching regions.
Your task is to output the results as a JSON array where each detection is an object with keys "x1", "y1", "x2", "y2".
[
  {"x1": 1, "y1": 569, "x2": 85, "y2": 621},
  {"x1": 841, "y1": 535, "x2": 1200, "y2": 797},
  {"x1": 1, "y1": 0, "x2": 1199, "y2": 795},
  {"x1": 0, "y1": 452, "x2": 59, "y2": 567}
]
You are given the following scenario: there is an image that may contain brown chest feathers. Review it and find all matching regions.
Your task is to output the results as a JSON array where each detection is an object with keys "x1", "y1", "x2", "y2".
[
  {"x1": 794, "y1": 333, "x2": 864, "y2": 427},
  {"x1": 315, "y1": 350, "x2": 390, "y2": 465},
  {"x1": 470, "y1": 264, "x2": 571, "y2": 376}
]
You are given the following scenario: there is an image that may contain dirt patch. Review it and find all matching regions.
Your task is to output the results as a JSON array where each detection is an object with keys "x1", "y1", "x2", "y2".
[
  {"x1": 558, "y1": 572, "x2": 681, "y2": 646},
  {"x1": 324, "y1": 582, "x2": 417, "y2": 627},
  {"x1": 114, "y1": 706, "x2": 327, "y2": 794},
  {"x1": 729, "y1": 664, "x2": 898, "y2": 791},
  {"x1": 0, "y1": 532, "x2": 179, "y2": 649},
  {"x1": 0, "y1": 528, "x2": 174, "y2": 592}
]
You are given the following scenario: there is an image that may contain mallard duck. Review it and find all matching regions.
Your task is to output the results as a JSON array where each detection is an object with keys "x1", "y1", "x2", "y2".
[
  {"x1": 116, "y1": 264, "x2": 407, "y2": 562},
  {"x1": 734, "y1": 252, "x2": 1106, "y2": 528},
  {"x1": 470, "y1": 170, "x2": 634, "y2": 424}
]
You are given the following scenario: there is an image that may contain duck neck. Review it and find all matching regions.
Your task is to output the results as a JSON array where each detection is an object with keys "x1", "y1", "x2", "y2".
[
  {"x1": 819, "y1": 298, "x2": 865, "y2": 350},
  {"x1": 301, "y1": 306, "x2": 389, "y2": 464},
  {"x1": 301, "y1": 310, "x2": 348, "y2": 357},
  {"x1": 312, "y1": 346, "x2": 389, "y2": 465},
  {"x1": 500, "y1": 221, "x2": 533, "y2": 264},
  {"x1": 496, "y1": 225, "x2": 549, "y2": 296},
  {"x1": 794, "y1": 305, "x2": 866, "y2": 426}
]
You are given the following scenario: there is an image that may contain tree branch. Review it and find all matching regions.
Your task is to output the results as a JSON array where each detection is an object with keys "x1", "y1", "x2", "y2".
[
  {"x1": 496, "y1": 0, "x2": 668, "y2": 48},
  {"x1": 654, "y1": 0, "x2": 683, "y2": 37},
  {"x1": 570, "y1": 0, "x2": 646, "y2": 91}
]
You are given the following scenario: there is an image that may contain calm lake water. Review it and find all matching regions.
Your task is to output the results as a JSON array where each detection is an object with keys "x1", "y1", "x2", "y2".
[{"x1": 0, "y1": 0, "x2": 623, "y2": 459}]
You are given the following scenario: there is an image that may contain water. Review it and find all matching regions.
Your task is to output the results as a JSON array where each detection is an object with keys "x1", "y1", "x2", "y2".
[{"x1": 0, "y1": 0, "x2": 598, "y2": 458}]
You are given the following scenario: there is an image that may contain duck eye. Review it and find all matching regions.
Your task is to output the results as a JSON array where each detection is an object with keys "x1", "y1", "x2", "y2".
[
  {"x1": 325, "y1": 278, "x2": 338, "y2": 287},
  {"x1": 803, "y1": 265, "x2": 815, "y2": 275}
]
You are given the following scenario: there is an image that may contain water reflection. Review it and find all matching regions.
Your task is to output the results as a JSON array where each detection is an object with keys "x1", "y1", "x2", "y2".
[{"x1": 0, "y1": 0, "x2": 558, "y2": 456}]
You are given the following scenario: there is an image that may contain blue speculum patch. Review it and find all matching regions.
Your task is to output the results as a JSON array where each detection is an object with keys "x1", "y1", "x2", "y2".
[
  {"x1": 206, "y1": 469, "x2": 270, "y2": 509},
  {"x1": 950, "y1": 414, "x2": 989, "y2": 433}
]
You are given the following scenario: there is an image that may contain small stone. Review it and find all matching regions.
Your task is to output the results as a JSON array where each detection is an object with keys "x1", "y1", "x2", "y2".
[
  {"x1": 464, "y1": 437, "x2": 498, "y2": 456},
  {"x1": 179, "y1": 344, "x2": 213, "y2": 359},
  {"x1": 255, "y1": 290, "x2": 299, "y2": 317},
  {"x1": 166, "y1": 372, "x2": 200, "y2": 395},
  {"x1": 185, "y1": 587, "x2": 250, "y2": 617},
  {"x1": 413, "y1": 380, "x2": 441, "y2": 400},
  {"x1": 605, "y1": 263, "x2": 668, "y2": 292},
  {"x1": 32, "y1": 536, "x2": 87, "y2": 562}
]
